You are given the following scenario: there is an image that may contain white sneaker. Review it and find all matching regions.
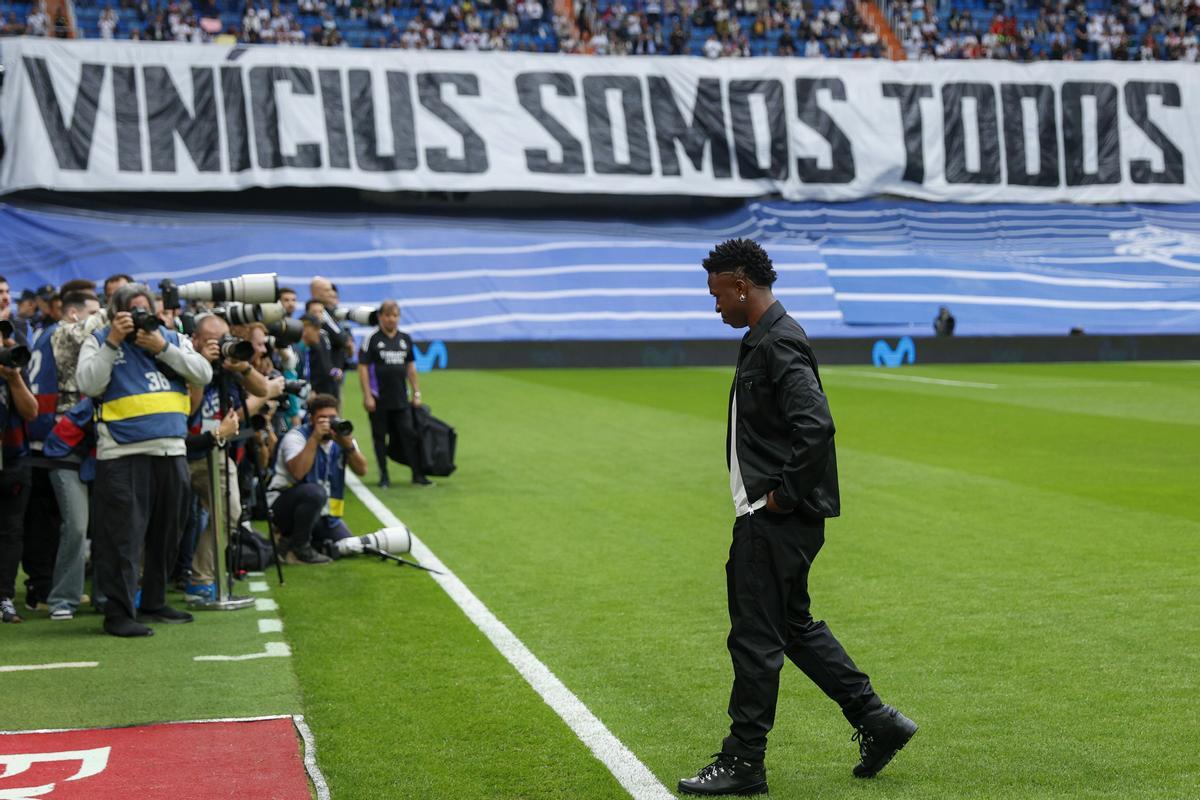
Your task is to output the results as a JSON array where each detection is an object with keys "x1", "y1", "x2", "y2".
[{"x1": 50, "y1": 608, "x2": 75, "y2": 621}]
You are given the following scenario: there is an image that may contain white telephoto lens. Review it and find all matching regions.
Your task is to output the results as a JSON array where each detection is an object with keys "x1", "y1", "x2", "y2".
[
  {"x1": 334, "y1": 537, "x2": 365, "y2": 556},
  {"x1": 256, "y1": 302, "x2": 286, "y2": 324},
  {"x1": 374, "y1": 526, "x2": 412, "y2": 555},
  {"x1": 233, "y1": 274, "x2": 279, "y2": 304}
]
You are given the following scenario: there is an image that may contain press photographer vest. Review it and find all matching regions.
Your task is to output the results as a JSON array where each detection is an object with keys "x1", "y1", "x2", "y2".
[
  {"x1": 91, "y1": 327, "x2": 189, "y2": 444},
  {"x1": 297, "y1": 422, "x2": 346, "y2": 518},
  {"x1": 25, "y1": 321, "x2": 59, "y2": 448}
]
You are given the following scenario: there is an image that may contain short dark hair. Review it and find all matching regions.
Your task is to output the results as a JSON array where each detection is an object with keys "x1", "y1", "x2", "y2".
[
  {"x1": 279, "y1": 287, "x2": 297, "y2": 297},
  {"x1": 61, "y1": 290, "x2": 98, "y2": 310},
  {"x1": 702, "y1": 238, "x2": 777, "y2": 287},
  {"x1": 60, "y1": 278, "x2": 97, "y2": 295},
  {"x1": 307, "y1": 393, "x2": 339, "y2": 416},
  {"x1": 305, "y1": 299, "x2": 324, "y2": 312},
  {"x1": 378, "y1": 300, "x2": 399, "y2": 315},
  {"x1": 104, "y1": 273, "x2": 134, "y2": 290}
]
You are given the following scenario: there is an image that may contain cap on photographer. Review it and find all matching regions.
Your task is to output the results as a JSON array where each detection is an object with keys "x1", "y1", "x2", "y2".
[
  {"x1": 266, "y1": 393, "x2": 367, "y2": 564},
  {"x1": 76, "y1": 283, "x2": 213, "y2": 637}
]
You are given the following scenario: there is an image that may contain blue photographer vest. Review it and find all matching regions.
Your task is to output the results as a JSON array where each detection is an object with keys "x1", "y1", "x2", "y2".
[
  {"x1": 25, "y1": 321, "x2": 60, "y2": 448},
  {"x1": 297, "y1": 423, "x2": 346, "y2": 518},
  {"x1": 91, "y1": 327, "x2": 189, "y2": 444}
]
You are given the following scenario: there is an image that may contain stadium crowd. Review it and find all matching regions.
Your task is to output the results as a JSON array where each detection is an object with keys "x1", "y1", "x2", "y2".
[
  {"x1": 3, "y1": 0, "x2": 1199, "y2": 59},
  {"x1": 0, "y1": 273, "x2": 429, "y2": 636}
]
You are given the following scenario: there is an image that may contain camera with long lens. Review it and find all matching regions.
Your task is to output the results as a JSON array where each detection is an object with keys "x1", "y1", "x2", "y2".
[
  {"x1": 126, "y1": 307, "x2": 160, "y2": 341},
  {"x1": 217, "y1": 302, "x2": 287, "y2": 327},
  {"x1": 329, "y1": 526, "x2": 412, "y2": 559},
  {"x1": 265, "y1": 318, "x2": 303, "y2": 346},
  {"x1": 0, "y1": 321, "x2": 31, "y2": 368},
  {"x1": 332, "y1": 306, "x2": 378, "y2": 326},
  {"x1": 218, "y1": 333, "x2": 254, "y2": 362},
  {"x1": 284, "y1": 380, "x2": 310, "y2": 400},
  {"x1": 160, "y1": 274, "x2": 278, "y2": 309}
]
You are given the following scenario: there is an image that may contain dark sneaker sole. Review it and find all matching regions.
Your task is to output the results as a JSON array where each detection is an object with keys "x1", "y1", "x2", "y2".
[
  {"x1": 853, "y1": 721, "x2": 919, "y2": 779},
  {"x1": 677, "y1": 780, "x2": 769, "y2": 796}
]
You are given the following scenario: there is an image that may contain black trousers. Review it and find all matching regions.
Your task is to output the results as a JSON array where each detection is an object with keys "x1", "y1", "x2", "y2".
[
  {"x1": 21, "y1": 466, "x2": 61, "y2": 603},
  {"x1": 722, "y1": 510, "x2": 882, "y2": 762},
  {"x1": 92, "y1": 454, "x2": 189, "y2": 622},
  {"x1": 370, "y1": 406, "x2": 424, "y2": 482},
  {"x1": 272, "y1": 482, "x2": 327, "y2": 550},
  {"x1": 0, "y1": 464, "x2": 32, "y2": 600}
]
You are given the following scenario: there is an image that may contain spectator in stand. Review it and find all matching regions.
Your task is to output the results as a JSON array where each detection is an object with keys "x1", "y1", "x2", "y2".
[
  {"x1": 26, "y1": 2, "x2": 48, "y2": 36},
  {"x1": 99, "y1": 6, "x2": 119, "y2": 39}
]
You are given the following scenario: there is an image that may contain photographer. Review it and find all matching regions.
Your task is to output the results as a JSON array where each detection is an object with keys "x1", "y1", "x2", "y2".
[
  {"x1": 76, "y1": 284, "x2": 212, "y2": 637},
  {"x1": 182, "y1": 314, "x2": 277, "y2": 601},
  {"x1": 357, "y1": 300, "x2": 429, "y2": 488},
  {"x1": 0, "y1": 321, "x2": 37, "y2": 624},
  {"x1": 266, "y1": 394, "x2": 367, "y2": 565}
]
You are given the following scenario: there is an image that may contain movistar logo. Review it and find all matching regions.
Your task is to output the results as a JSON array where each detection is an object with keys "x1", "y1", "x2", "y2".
[
  {"x1": 414, "y1": 341, "x2": 448, "y2": 372},
  {"x1": 872, "y1": 337, "x2": 916, "y2": 368}
]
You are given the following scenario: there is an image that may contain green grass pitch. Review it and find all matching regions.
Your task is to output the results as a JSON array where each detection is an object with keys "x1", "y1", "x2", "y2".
[{"x1": 4, "y1": 361, "x2": 1198, "y2": 799}]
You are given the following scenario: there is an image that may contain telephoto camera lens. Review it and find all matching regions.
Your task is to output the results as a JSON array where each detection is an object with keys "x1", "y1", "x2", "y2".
[
  {"x1": 265, "y1": 318, "x2": 303, "y2": 346},
  {"x1": 218, "y1": 301, "x2": 287, "y2": 327},
  {"x1": 283, "y1": 380, "x2": 310, "y2": 400},
  {"x1": 161, "y1": 274, "x2": 278, "y2": 306},
  {"x1": 331, "y1": 526, "x2": 413, "y2": 558},
  {"x1": 218, "y1": 333, "x2": 255, "y2": 362},
  {"x1": 330, "y1": 417, "x2": 354, "y2": 436},
  {"x1": 0, "y1": 343, "x2": 31, "y2": 368},
  {"x1": 333, "y1": 306, "x2": 378, "y2": 326}
]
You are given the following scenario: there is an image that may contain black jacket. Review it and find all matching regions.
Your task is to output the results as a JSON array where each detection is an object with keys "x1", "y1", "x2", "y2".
[{"x1": 727, "y1": 301, "x2": 840, "y2": 519}]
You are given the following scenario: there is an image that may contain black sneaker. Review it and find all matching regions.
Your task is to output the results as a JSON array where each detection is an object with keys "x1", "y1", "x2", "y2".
[
  {"x1": 104, "y1": 616, "x2": 154, "y2": 637},
  {"x1": 139, "y1": 606, "x2": 194, "y2": 624},
  {"x1": 851, "y1": 705, "x2": 918, "y2": 778},
  {"x1": 285, "y1": 544, "x2": 332, "y2": 565},
  {"x1": 678, "y1": 753, "x2": 768, "y2": 796},
  {"x1": 378, "y1": 476, "x2": 391, "y2": 489},
  {"x1": 412, "y1": 476, "x2": 434, "y2": 486}
]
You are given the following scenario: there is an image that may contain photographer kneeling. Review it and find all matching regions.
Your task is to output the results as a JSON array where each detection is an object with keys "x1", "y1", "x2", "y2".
[
  {"x1": 266, "y1": 394, "x2": 367, "y2": 564},
  {"x1": 76, "y1": 284, "x2": 212, "y2": 637}
]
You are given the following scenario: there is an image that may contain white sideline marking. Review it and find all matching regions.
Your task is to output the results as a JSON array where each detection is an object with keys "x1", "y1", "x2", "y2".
[
  {"x1": 345, "y1": 474, "x2": 673, "y2": 800},
  {"x1": 249, "y1": 581, "x2": 269, "y2": 593},
  {"x1": 838, "y1": 370, "x2": 1000, "y2": 389},
  {"x1": 0, "y1": 661, "x2": 99, "y2": 673},
  {"x1": 246, "y1": 571, "x2": 266, "y2": 577},
  {"x1": 293, "y1": 714, "x2": 331, "y2": 800},
  {"x1": 254, "y1": 598, "x2": 278, "y2": 611},
  {"x1": 194, "y1": 642, "x2": 291, "y2": 662},
  {"x1": 258, "y1": 619, "x2": 284, "y2": 634}
]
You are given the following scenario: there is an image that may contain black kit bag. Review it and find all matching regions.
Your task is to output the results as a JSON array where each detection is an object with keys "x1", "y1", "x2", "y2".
[
  {"x1": 414, "y1": 405, "x2": 457, "y2": 477},
  {"x1": 226, "y1": 524, "x2": 276, "y2": 573}
]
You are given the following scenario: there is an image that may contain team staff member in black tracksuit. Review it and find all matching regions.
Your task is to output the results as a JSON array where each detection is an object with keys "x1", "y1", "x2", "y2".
[
  {"x1": 357, "y1": 300, "x2": 429, "y2": 488},
  {"x1": 678, "y1": 240, "x2": 917, "y2": 797}
]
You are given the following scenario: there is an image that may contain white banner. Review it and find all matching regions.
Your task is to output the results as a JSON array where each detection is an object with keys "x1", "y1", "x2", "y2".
[{"x1": 2, "y1": 36, "x2": 1199, "y2": 202}]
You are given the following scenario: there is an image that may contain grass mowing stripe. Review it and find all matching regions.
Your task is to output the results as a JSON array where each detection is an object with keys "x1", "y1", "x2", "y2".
[{"x1": 345, "y1": 472, "x2": 676, "y2": 800}]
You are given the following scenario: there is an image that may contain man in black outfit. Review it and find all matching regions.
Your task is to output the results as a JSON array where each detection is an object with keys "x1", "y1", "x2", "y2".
[
  {"x1": 679, "y1": 239, "x2": 917, "y2": 796},
  {"x1": 357, "y1": 300, "x2": 429, "y2": 488}
]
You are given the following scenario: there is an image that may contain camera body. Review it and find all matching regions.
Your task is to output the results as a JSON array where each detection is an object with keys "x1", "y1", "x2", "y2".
[
  {"x1": 330, "y1": 417, "x2": 353, "y2": 437},
  {"x1": 127, "y1": 307, "x2": 160, "y2": 341},
  {"x1": 284, "y1": 380, "x2": 310, "y2": 400},
  {"x1": 0, "y1": 319, "x2": 30, "y2": 368}
]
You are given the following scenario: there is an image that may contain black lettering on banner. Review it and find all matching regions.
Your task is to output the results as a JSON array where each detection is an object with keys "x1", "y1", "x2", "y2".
[
  {"x1": 319, "y1": 69, "x2": 350, "y2": 170},
  {"x1": 111, "y1": 66, "x2": 142, "y2": 172},
  {"x1": 942, "y1": 82, "x2": 1001, "y2": 184},
  {"x1": 1124, "y1": 81, "x2": 1184, "y2": 185},
  {"x1": 647, "y1": 76, "x2": 730, "y2": 178},
  {"x1": 143, "y1": 66, "x2": 220, "y2": 173},
  {"x1": 417, "y1": 72, "x2": 488, "y2": 174},
  {"x1": 1061, "y1": 81, "x2": 1121, "y2": 185},
  {"x1": 1000, "y1": 83, "x2": 1058, "y2": 187},
  {"x1": 515, "y1": 72, "x2": 585, "y2": 174},
  {"x1": 347, "y1": 69, "x2": 418, "y2": 172},
  {"x1": 249, "y1": 66, "x2": 321, "y2": 170},
  {"x1": 220, "y1": 66, "x2": 251, "y2": 173},
  {"x1": 794, "y1": 77, "x2": 854, "y2": 184},
  {"x1": 882, "y1": 82, "x2": 933, "y2": 183},
  {"x1": 582, "y1": 75, "x2": 653, "y2": 175},
  {"x1": 729, "y1": 79, "x2": 787, "y2": 180},
  {"x1": 22, "y1": 56, "x2": 104, "y2": 171}
]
